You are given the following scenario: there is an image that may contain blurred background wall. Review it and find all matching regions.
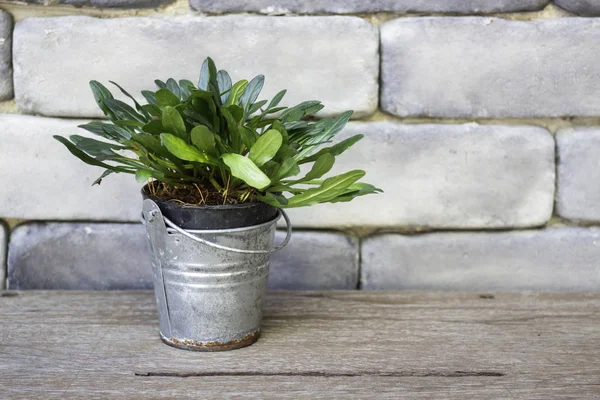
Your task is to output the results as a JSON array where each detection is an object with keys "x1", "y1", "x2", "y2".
[{"x1": 1, "y1": 0, "x2": 600, "y2": 291}]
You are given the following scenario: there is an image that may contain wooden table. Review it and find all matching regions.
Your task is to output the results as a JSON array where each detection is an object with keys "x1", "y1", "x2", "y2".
[{"x1": 1, "y1": 291, "x2": 599, "y2": 399}]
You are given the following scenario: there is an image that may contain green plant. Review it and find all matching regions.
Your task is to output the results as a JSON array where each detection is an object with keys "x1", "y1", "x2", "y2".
[{"x1": 54, "y1": 57, "x2": 381, "y2": 208}]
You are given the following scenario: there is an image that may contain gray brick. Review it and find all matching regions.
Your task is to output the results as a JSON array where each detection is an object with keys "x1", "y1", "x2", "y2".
[
  {"x1": 14, "y1": 16, "x2": 378, "y2": 118},
  {"x1": 0, "y1": 221, "x2": 6, "y2": 289},
  {"x1": 190, "y1": 0, "x2": 549, "y2": 14},
  {"x1": 557, "y1": 127, "x2": 600, "y2": 221},
  {"x1": 8, "y1": 223, "x2": 152, "y2": 290},
  {"x1": 381, "y1": 17, "x2": 600, "y2": 118},
  {"x1": 555, "y1": 0, "x2": 600, "y2": 15},
  {"x1": 15, "y1": 0, "x2": 174, "y2": 7},
  {"x1": 0, "y1": 114, "x2": 141, "y2": 221},
  {"x1": 0, "y1": 11, "x2": 13, "y2": 101},
  {"x1": 268, "y1": 230, "x2": 358, "y2": 290},
  {"x1": 285, "y1": 122, "x2": 555, "y2": 229},
  {"x1": 7, "y1": 223, "x2": 356, "y2": 290},
  {"x1": 361, "y1": 228, "x2": 600, "y2": 291}
]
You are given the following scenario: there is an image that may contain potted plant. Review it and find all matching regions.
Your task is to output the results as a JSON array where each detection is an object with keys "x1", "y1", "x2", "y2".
[{"x1": 54, "y1": 57, "x2": 381, "y2": 351}]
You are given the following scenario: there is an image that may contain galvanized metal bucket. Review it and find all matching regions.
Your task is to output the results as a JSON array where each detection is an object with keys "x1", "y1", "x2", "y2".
[{"x1": 142, "y1": 199, "x2": 292, "y2": 351}]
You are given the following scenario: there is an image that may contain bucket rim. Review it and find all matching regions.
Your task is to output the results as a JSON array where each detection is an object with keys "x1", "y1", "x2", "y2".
[
  {"x1": 144, "y1": 198, "x2": 292, "y2": 254},
  {"x1": 165, "y1": 210, "x2": 282, "y2": 235}
]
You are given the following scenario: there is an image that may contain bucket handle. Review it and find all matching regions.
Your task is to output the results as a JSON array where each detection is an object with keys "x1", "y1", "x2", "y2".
[{"x1": 160, "y1": 208, "x2": 292, "y2": 254}]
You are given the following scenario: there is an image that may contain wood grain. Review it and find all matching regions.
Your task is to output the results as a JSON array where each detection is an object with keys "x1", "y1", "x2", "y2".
[{"x1": 0, "y1": 291, "x2": 598, "y2": 399}]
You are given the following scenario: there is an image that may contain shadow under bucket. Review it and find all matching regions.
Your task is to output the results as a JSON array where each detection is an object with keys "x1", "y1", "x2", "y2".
[{"x1": 142, "y1": 199, "x2": 291, "y2": 351}]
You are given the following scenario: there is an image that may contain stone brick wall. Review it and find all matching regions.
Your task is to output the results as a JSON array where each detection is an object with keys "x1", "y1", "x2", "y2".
[{"x1": 1, "y1": 0, "x2": 600, "y2": 291}]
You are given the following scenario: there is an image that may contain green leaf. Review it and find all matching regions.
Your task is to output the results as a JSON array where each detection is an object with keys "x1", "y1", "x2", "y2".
[
  {"x1": 248, "y1": 100, "x2": 268, "y2": 115},
  {"x1": 89, "y1": 81, "x2": 115, "y2": 118},
  {"x1": 274, "y1": 144, "x2": 297, "y2": 162},
  {"x1": 135, "y1": 169, "x2": 154, "y2": 183},
  {"x1": 178, "y1": 79, "x2": 195, "y2": 101},
  {"x1": 261, "y1": 160, "x2": 279, "y2": 178},
  {"x1": 265, "y1": 89, "x2": 286, "y2": 112},
  {"x1": 141, "y1": 90, "x2": 157, "y2": 105},
  {"x1": 239, "y1": 126, "x2": 258, "y2": 150},
  {"x1": 263, "y1": 106, "x2": 287, "y2": 115},
  {"x1": 130, "y1": 134, "x2": 188, "y2": 174},
  {"x1": 298, "y1": 134, "x2": 363, "y2": 164},
  {"x1": 206, "y1": 58, "x2": 219, "y2": 89},
  {"x1": 285, "y1": 120, "x2": 311, "y2": 132},
  {"x1": 190, "y1": 125, "x2": 217, "y2": 156},
  {"x1": 114, "y1": 120, "x2": 143, "y2": 128},
  {"x1": 225, "y1": 80, "x2": 249, "y2": 107},
  {"x1": 295, "y1": 111, "x2": 353, "y2": 159},
  {"x1": 189, "y1": 91, "x2": 219, "y2": 130},
  {"x1": 162, "y1": 107, "x2": 187, "y2": 139},
  {"x1": 198, "y1": 59, "x2": 210, "y2": 90},
  {"x1": 69, "y1": 135, "x2": 127, "y2": 157},
  {"x1": 320, "y1": 111, "x2": 353, "y2": 139},
  {"x1": 183, "y1": 109, "x2": 213, "y2": 131},
  {"x1": 270, "y1": 120, "x2": 289, "y2": 145},
  {"x1": 280, "y1": 101, "x2": 323, "y2": 122},
  {"x1": 217, "y1": 70, "x2": 232, "y2": 104},
  {"x1": 78, "y1": 122, "x2": 131, "y2": 141},
  {"x1": 248, "y1": 118, "x2": 275, "y2": 130},
  {"x1": 256, "y1": 191, "x2": 288, "y2": 207},
  {"x1": 296, "y1": 153, "x2": 334, "y2": 182},
  {"x1": 328, "y1": 183, "x2": 383, "y2": 203},
  {"x1": 130, "y1": 134, "x2": 170, "y2": 159},
  {"x1": 227, "y1": 104, "x2": 244, "y2": 123},
  {"x1": 154, "y1": 80, "x2": 167, "y2": 89},
  {"x1": 155, "y1": 88, "x2": 180, "y2": 108},
  {"x1": 248, "y1": 129, "x2": 282, "y2": 167},
  {"x1": 199, "y1": 57, "x2": 220, "y2": 104},
  {"x1": 345, "y1": 182, "x2": 382, "y2": 192},
  {"x1": 90, "y1": 80, "x2": 113, "y2": 102},
  {"x1": 241, "y1": 75, "x2": 264, "y2": 116},
  {"x1": 270, "y1": 157, "x2": 300, "y2": 182},
  {"x1": 104, "y1": 124, "x2": 133, "y2": 141},
  {"x1": 92, "y1": 169, "x2": 114, "y2": 186},
  {"x1": 141, "y1": 120, "x2": 164, "y2": 135},
  {"x1": 266, "y1": 185, "x2": 304, "y2": 194},
  {"x1": 160, "y1": 133, "x2": 216, "y2": 164},
  {"x1": 221, "y1": 153, "x2": 271, "y2": 190},
  {"x1": 166, "y1": 78, "x2": 181, "y2": 100},
  {"x1": 179, "y1": 79, "x2": 195, "y2": 89},
  {"x1": 221, "y1": 107, "x2": 242, "y2": 151},
  {"x1": 109, "y1": 80, "x2": 150, "y2": 119},
  {"x1": 53, "y1": 135, "x2": 132, "y2": 173},
  {"x1": 142, "y1": 104, "x2": 161, "y2": 118},
  {"x1": 138, "y1": 156, "x2": 174, "y2": 175},
  {"x1": 103, "y1": 98, "x2": 147, "y2": 123},
  {"x1": 189, "y1": 88, "x2": 214, "y2": 101},
  {"x1": 283, "y1": 170, "x2": 365, "y2": 208}
]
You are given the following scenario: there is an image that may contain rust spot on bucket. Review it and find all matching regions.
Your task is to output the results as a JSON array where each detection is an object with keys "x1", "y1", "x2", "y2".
[{"x1": 161, "y1": 330, "x2": 260, "y2": 352}]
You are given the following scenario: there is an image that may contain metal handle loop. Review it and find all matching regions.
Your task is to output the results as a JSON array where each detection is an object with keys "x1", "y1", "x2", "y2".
[{"x1": 161, "y1": 209, "x2": 292, "y2": 255}]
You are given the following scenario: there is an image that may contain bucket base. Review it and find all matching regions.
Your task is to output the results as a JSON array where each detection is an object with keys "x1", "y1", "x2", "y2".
[{"x1": 159, "y1": 330, "x2": 261, "y2": 352}]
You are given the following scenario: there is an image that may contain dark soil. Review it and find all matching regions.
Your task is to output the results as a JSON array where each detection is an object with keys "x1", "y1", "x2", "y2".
[{"x1": 144, "y1": 181, "x2": 251, "y2": 206}]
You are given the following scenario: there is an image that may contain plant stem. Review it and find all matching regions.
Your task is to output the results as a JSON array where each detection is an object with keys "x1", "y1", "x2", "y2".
[
  {"x1": 223, "y1": 175, "x2": 230, "y2": 205},
  {"x1": 209, "y1": 174, "x2": 223, "y2": 191}
]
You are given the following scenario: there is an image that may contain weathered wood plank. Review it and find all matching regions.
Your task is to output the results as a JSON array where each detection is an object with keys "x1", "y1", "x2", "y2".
[
  {"x1": 0, "y1": 291, "x2": 598, "y2": 399},
  {"x1": 5, "y1": 376, "x2": 600, "y2": 400}
]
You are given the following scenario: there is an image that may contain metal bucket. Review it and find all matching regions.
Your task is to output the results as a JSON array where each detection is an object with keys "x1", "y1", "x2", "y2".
[{"x1": 142, "y1": 199, "x2": 292, "y2": 351}]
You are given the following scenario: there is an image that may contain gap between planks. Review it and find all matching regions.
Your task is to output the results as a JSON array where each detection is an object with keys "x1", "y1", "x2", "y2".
[{"x1": 135, "y1": 370, "x2": 506, "y2": 378}]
